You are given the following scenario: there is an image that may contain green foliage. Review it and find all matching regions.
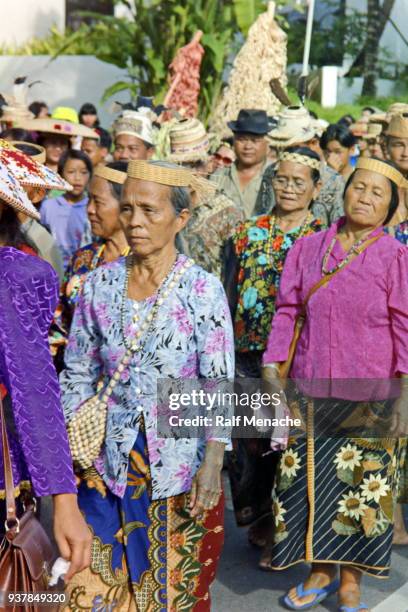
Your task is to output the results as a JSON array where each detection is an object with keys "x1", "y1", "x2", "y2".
[{"x1": 0, "y1": 25, "x2": 94, "y2": 56}]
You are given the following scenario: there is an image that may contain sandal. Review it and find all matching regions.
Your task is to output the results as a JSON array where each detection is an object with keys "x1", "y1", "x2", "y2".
[{"x1": 283, "y1": 578, "x2": 340, "y2": 610}]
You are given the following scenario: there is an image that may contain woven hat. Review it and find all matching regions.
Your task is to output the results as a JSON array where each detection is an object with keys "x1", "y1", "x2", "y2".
[
  {"x1": 166, "y1": 118, "x2": 210, "y2": 163},
  {"x1": 387, "y1": 103, "x2": 408, "y2": 117},
  {"x1": 350, "y1": 120, "x2": 368, "y2": 137},
  {"x1": 10, "y1": 141, "x2": 46, "y2": 164},
  {"x1": 16, "y1": 117, "x2": 99, "y2": 139},
  {"x1": 385, "y1": 114, "x2": 408, "y2": 138},
  {"x1": 112, "y1": 109, "x2": 155, "y2": 145},
  {"x1": 0, "y1": 161, "x2": 40, "y2": 220},
  {"x1": 267, "y1": 106, "x2": 316, "y2": 148},
  {"x1": 0, "y1": 139, "x2": 72, "y2": 191},
  {"x1": 362, "y1": 123, "x2": 384, "y2": 140}
]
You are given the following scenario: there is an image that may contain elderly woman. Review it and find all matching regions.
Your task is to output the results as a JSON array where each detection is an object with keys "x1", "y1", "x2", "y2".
[
  {"x1": 60, "y1": 160, "x2": 234, "y2": 609},
  {"x1": 223, "y1": 147, "x2": 323, "y2": 545},
  {"x1": 0, "y1": 164, "x2": 91, "y2": 582},
  {"x1": 262, "y1": 157, "x2": 408, "y2": 611},
  {"x1": 51, "y1": 162, "x2": 130, "y2": 364}
]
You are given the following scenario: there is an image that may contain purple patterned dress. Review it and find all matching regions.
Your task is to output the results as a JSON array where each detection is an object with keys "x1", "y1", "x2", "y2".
[{"x1": 0, "y1": 247, "x2": 76, "y2": 497}]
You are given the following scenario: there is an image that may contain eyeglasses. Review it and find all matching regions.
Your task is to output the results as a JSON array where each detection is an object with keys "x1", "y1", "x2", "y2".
[
  {"x1": 272, "y1": 177, "x2": 308, "y2": 194},
  {"x1": 214, "y1": 153, "x2": 233, "y2": 165}
]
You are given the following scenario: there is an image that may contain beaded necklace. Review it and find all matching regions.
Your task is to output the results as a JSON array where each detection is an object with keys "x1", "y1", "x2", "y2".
[
  {"x1": 267, "y1": 212, "x2": 313, "y2": 272},
  {"x1": 321, "y1": 232, "x2": 375, "y2": 276},
  {"x1": 119, "y1": 254, "x2": 193, "y2": 353}
]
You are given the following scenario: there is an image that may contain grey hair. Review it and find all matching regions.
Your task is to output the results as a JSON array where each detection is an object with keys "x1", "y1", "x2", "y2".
[{"x1": 147, "y1": 160, "x2": 191, "y2": 214}]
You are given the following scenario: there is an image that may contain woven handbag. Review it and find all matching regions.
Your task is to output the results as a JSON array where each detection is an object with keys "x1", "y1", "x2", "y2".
[
  {"x1": 67, "y1": 347, "x2": 132, "y2": 470},
  {"x1": 0, "y1": 396, "x2": 57, "y2": 611}
]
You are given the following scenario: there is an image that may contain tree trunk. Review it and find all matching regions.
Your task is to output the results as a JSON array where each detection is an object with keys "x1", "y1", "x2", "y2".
[
  {"x1": 362, "y1": 0, "x2": 381, "y2": 96},
  {"x1": 347, "y1": 0, "x2": 396, "y2": 74}
]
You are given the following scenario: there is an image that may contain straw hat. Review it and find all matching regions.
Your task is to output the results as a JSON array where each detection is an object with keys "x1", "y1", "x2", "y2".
[
  {"x1": 0, "y1": 161, "x2": 40, "y2": 220},
  {"x1": 362, "y1": 123, "x2": 384, "y2": 140},
  {"x1": 267, "y1": 106, "x2": 316, "y2": 148},
  {"x1": 0, "y1": 139, "x2": 72, "y2": 191},
  {"x1": 112, "y1": 109, "x2": 155, "y2": 145},
  {"x1": 167, "y1": 118, "x2": 210, "y2": 163},
  {"x1": 16, "y1": 117, "x2": 99, "y2": 139},
  {"x1": 385, "y1": 114, "x2": 408, "y2": 139},
  {"x1": 350, "y1": 120, "x2": 368, "y2": 137},
  {"x1": 10, "y1": 141, "x2": 46, "y2": 164},
  {"x1": 387, "y1": 103, "x2": 408, "y2": 117}
]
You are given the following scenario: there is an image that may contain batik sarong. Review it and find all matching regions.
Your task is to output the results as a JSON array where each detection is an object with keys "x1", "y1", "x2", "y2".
[{"x1": 64, "y1": 430, "x2": 224, "y2": 611}]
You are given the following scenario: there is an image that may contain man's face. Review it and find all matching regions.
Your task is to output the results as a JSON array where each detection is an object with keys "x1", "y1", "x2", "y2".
[
  {"x1": 233, "y1": 133, "x2": 268, "y2": 167},
  {"x1": 387, "y1": 136, "x2": 408, "y2": 174},
  {"x1": 81, "y1": 138, "x2": 106, "y2": 167},
  {"x1": 113, "y1": 134, "x2": 153, "y2": 161}
]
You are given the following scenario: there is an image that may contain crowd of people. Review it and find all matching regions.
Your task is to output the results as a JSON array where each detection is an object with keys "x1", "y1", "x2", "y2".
[{"x1": 0, "y1": 89, "x2": 408, "y2": 611}]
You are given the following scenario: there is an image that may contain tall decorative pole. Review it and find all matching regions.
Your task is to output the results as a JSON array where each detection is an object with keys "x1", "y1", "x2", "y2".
[{"x1": 298, "y1": 0, "x2": 316, "y2": 104}]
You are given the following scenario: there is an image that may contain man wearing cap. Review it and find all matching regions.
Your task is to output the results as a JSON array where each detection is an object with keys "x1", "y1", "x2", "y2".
[
  {"x1": 258, "y1": 106, "x2": 345, "y2": 225},
  {"x1": 162, "y1": 117, "x2": 244, "y2": 278},
  {"x1": 112, "y1": 109, "x2": 155, "y2": 162},
  {"x1": 214, "y1": 109, "x2": 270, "y2": 218},
  {"x1": 81, "y1": 128, "x2": 112, "y2": 168}
]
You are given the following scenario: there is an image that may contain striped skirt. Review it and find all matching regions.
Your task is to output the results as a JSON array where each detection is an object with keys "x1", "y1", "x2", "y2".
[
  {"x1": 265, "y1": 397, "x2": 406, "y2": 578},
  {"x1": 63, "y1": 430, "x2": 224, "y2": 611}
]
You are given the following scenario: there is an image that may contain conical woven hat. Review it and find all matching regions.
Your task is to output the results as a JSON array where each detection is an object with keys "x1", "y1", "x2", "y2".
[{"x1": 0, "y1": 161, "x2": 40, "y2": 220}]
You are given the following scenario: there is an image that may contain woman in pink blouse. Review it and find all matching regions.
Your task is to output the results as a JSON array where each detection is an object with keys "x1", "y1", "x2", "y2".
[{"x1": 262, "y1": 158, "x2": 408, "y2": 612}]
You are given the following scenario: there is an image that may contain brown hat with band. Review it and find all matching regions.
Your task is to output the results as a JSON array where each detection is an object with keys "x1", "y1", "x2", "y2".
[{"x1": 16, "y1": 117, "x2": 99, "y2": 139}]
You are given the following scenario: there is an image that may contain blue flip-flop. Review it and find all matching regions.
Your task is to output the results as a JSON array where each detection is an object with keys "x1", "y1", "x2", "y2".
[
  {"x1": 338, "y1": 605, "x2": 368, "y2": 612},
  {"x1": 283, "y1": 578, "x2": 340, "y2": 610}
]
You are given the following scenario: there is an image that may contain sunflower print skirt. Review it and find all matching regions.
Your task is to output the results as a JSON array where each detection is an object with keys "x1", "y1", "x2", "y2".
[
  {"x1": 63, "y1": 430, "x2": 224, "y2": 611},
  {"x1": 265, "y1": 397, "x2": 406, "y2": 578}
]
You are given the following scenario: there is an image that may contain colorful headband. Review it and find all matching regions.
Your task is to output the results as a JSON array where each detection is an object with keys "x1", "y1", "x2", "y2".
[
  {"x1": 278, "y1": 151, "x2": 321, "y2": 171},
  {"x1": 127, "y1": 160, "x2": 216, "y2": 199},
  {"x1": 94, "y1": 164, "x2": 127, "y2": 185},
  {"x1": 356, "y1": 157, "x2": 408, "y2": 188}
]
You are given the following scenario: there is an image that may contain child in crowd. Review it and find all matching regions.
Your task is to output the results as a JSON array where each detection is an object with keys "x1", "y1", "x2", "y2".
[{"x1": 41, "y1": 150, "x2": 92, "y2": 267}]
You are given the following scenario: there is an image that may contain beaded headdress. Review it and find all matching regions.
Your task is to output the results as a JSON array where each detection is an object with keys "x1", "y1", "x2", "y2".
[{"x1": 278, "y1": 151, "x2": 321, "y2": 171}]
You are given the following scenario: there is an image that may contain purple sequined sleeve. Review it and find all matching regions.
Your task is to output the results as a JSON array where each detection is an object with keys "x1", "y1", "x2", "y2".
[{"x1": 0, "y1": 248, "x2": 76, "y2": 497}]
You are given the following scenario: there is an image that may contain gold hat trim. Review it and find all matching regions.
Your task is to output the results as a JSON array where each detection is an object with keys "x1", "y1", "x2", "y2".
[
  {"x1": 279, "y1": 151, "x2": 321, "y2": 171},
  {"x1": 356, "y1": 157, "x2": 408, "y2": 188},
  {"x1": 94, "y1": 164, "x2": 127, "y2": 184}
]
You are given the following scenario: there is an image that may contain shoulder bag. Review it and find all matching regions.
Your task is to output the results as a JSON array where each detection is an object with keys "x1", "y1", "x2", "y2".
[{"x1": 0, "y1": 395, "x2": 57, "y2": 610}]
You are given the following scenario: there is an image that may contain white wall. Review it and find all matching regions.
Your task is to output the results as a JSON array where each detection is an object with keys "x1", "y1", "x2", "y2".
[
  {"x1": 1, "y1": 0, "x2": 65, "y2": 47},
  {"x1": 0, "y1": 55, "x2": 129, "y2": 128}
]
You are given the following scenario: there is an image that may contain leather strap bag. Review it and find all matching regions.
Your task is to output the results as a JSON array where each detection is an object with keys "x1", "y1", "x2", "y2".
[
  {"x1": 278, "y1": 233, "x2": 383, "y2": 381},
  {"x1": 0, "y1": 395, "x2": 56, "y2": 611}
]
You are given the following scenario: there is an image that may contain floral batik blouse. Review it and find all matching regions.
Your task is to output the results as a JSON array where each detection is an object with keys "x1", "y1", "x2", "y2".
[
  {"x1": 226, "y1": 214, "x2": 323, "y2": 353},
  {"x1": 60, "y1": 255, "x2": 234, "y2": 500}
]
